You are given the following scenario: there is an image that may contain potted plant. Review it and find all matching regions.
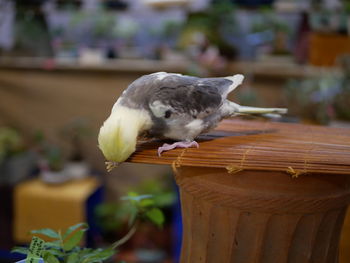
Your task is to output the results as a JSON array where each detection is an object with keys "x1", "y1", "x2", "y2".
[
  {"x1": 0, "y1": 127, "x2": 36, "y2": 185},
  {"x1": 12, "y1": 223, "x2": 116, "y2": 262},
  {"x1": 60, "y1": 118, "x2": 92, "y2": 180},
  {"x1": 33, "y1": 131, "x2": 68, "y2": 184},
  {"x1": 12, "y1": 194, "x2": 166, "y2": 262},
  {"x1": 38, "y1": 143, "x2": 68, "y2": 184}
]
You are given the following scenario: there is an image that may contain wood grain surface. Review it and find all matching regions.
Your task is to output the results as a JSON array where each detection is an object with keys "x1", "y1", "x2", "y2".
[{"x1": 129, "y1": 119, "x2": 350, "y2": 176}]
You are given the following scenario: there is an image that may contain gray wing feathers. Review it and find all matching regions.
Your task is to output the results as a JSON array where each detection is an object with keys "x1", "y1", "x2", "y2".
[
  {"x1": 122, "y1": 72, "x2": 245, "y2": 119},
  {"x1": 147, "y1": 73, "x2": 245, "y2": 118},
  {"x1": 149, "y1": 81, "x2": 220, "y2": 117}
]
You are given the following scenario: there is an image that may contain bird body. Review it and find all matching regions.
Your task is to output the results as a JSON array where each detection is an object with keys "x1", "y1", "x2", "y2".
[{"x1": 98, "y1": 72, "x2": 287, "y2": 170}]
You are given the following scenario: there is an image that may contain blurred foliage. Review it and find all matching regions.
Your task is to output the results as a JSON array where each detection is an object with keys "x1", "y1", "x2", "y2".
[
  {"x1": 309, "y1": 0, "x2": 350, "y2": 34},
  {"x1": 285, "y1": 55, "x2": 350, "y2": 124},
  {"x1": 179, "y1": 0, "x2": 237, "y2": 59},
  {"x1": 132, "y1": 178, "x2": 176, "y2": 208},
  {"x1": 0, "y1": 127, "x2": 25, "y2": 165},
  {"x1": 162, "y1": 20, "x2": 184, "y2": 39},
  {"x1": 34, "y1": 131, "x2": 65, "y2": 171},
  {"x1": 51, "y1": 9, "x2": 140, "y2": 51},
  {"x1": 56, "y1": 0, "x2": 82, "y2": 10},
  {"x1": 42, "y1": 144, "x2": 65, "y2": 171},
  {"x1": 96, "y1": 179, "x2": 174, "y2": 234},
  {"x1": 120, "y1": 192, "x2": 165, "y2": 227},
  {"x1": 284, "y1": 73, "x2": 346, "y2": 124},
  {"x1": 12, "y1": 193, "x2": 165, "y2": 262},
  {"x1": 4, "y1": 0, "x2": 53, "y2": 57},
  {"x1": 250, "y1": 7, "x2": 291, "y2": 55},
  {"x1": 310, "y1": 10, "x2": 349, "y2": 34},
  {"x1": 60, "y1": 118, "x2": 92, "y2": 141},
  {"x1": 112, "y1": 17, "x2": 139, "y2": 40},
  {"x1": 60, "y1": 118, "x2": 92, "y2": 161},
  {"x1": 95, "y1": 192, "x2": 165, "y2": 239},
  {"x1": 334, "y1": 55, "x2": 350, "y2": 120},
  {"x1": 68, "y1": 10, "x2": 120, "y2": 40},
  {"x1": 251, "y1": 7, "x2": 290, "y2": 34}
]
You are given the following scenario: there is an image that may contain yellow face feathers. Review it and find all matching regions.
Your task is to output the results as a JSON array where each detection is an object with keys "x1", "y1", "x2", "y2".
[
  {"x1": 98, "y1": 105, "x2": 152, "y2": 165},
  {"x1": 98, "y1": 113, "x2": 136, "y2": 163}
]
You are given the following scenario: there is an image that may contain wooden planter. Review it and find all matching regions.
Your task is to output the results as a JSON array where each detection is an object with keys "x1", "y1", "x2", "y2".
[{"x1": 129, "y1": 119, "x2": 350, "y2": 263}]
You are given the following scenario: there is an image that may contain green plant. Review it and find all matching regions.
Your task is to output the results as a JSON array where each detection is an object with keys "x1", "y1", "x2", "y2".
[
  {"x1": 179, "y1": 0, "x2": 237, "y2": 59},
  {"x1": 68, "y1": 9, "x2": 123, "y2": 41},
  {"x1": 60, "y1": 118, "x2": 92, "y2": 161},
  {"x1": 43, "y1": 144, "x2": 65, "y2": 172},
  {"x1": 96, "y1": 177, "x2": 175, "y2": 238},
  {"x1": 250, "y1": 7, "x2": 291, "y2": 55},
  {"x1": 96, "y1": 192, "x2": 166, "y2": 237},
  {"x1": 33, "y1": 131, "x2": 65, "y2": 172},
  {"x1": 131, "y1": 178, "x2": 176, "y2": 208},
  {"x1": 251, "y1": 7, "x2": 290, "y2": 34},
  {"x1": 12, "y1": 194, "x2": 165, "y2": 262},
  {"x1": 0, "y1": 127, "x2": 25, "y2": 165},
  {"x1": 12, "y1": 223, "x2": 115, "y2": 263},
  {"x1": 284, "y1": 74, "x2": 342, "y2": 124}
]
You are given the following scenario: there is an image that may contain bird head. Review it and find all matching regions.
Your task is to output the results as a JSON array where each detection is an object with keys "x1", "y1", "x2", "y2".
[{"x1": 98, "y1": 105, "x2": 151, "y2": 171}]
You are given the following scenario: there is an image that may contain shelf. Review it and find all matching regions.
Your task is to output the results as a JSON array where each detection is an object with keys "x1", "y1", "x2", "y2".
[{"x1": 0, "y1": 57, "x2": 342, "y2": 79}]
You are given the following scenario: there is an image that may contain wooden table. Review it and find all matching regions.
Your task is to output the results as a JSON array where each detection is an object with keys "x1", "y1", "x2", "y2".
[{"x1": 128, "y1": 119, "x2": 350, "y2": 263}]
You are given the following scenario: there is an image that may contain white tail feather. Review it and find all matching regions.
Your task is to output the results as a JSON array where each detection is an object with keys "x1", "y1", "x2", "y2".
[{"x1": 237, "y1": 106, "x2": 288, "y2": 115}]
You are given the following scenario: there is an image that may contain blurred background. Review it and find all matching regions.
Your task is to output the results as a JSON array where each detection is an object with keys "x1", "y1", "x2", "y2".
[{"x1": 1, "y1": 0, "x2": 350, "y2": 262}]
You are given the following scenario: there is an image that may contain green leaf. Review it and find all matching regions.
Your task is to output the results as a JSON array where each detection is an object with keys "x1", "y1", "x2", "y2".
[
  {"x1": 42, "y1": 251, "x2": 60, "y2": 263},
  {"x1": 66, "y1": 252, "x2": 79, "y2": 263},
  {"x1": 45, "y1": 241, "x2": 61, "y2": 249},
  {"x1": 63, "y1": 229, "x2": 84, "y2": 251},
  {"x1": 30, "y1": 228, "x2": 60, "y2": 239},
  {"x1": 45, "y1": 248, "x2": 64, "y2": 257},
  {"x1": 121, "y1": 193, "x2": 153, "y2": 203},
  {"x1": 83, "y1": 248, "x2": 115, "y2": 263},
  {"x1": 154, "y1": 192, "x2": 176, "y2": 207},
  {"x1": 145, "y1": 208, "x2": 165, "y2": 226},
  {"x1": 140, "y1": 199, "x2": 155, "y2": 207},
  {"x1": 78, "y1": 248, "x2": 94, "y2": 259},
  {"x1": 11, "y1": 246, "x2": 29, "y2": 255},
  {"x1": 128, "y1": 191, "x2": 138, "y2": 197},
  {"x1": 63, "y1": 222, "x2": 88, "y2": 240}
]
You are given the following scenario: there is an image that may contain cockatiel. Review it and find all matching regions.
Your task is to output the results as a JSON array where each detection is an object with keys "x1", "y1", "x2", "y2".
[{"x1": 98, "y1": 72, "x2": 287, "y2": 171}]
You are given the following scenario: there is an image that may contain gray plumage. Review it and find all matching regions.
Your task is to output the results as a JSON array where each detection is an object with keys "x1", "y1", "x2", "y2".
[{"x1": 114, "y1": 72, "x2": 286, "y2": 142}]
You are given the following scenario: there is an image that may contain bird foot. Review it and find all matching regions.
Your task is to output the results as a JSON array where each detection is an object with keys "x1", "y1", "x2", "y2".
[{"x1": 158, "y1": 141, "x2": 199, "y2": 156}]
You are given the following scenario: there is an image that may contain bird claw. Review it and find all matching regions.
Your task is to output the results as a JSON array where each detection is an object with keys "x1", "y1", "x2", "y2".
[
  {"x1": 158, "y1": 141, "x2": 199, "y2": 156},
  {"x1": 105, "y1": 161, "x2": 119, "y2": 172}
]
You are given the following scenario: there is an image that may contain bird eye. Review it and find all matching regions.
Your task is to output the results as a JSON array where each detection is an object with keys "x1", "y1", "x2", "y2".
[{"x1": 165, "y1": 110, "x2": 172, "y2": 118}]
